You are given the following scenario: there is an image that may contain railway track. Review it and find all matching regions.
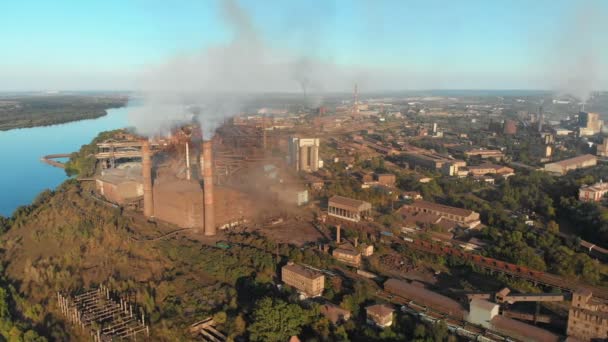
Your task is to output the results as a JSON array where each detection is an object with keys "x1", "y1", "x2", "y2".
[{"x1": 405, "y1": 239, "x2": 608, "y2": 300}]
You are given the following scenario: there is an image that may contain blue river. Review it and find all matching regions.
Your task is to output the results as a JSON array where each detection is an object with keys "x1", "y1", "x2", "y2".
[{"x1": 0, "y1": 106, "x2": 131, "y2": 217}]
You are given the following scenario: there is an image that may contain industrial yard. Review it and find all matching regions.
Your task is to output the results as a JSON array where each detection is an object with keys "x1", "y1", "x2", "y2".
[{"x1": 8, "y1": 88, "x2": 601, "y2": 341}]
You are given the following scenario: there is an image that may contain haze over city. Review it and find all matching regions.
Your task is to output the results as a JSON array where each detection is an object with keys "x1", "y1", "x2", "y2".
[
  {"x1": 1, "y1": 0, "x2": 608, "y2": 92},
  {"x1": 1, "y1": 1, "x2": 608, "y2": 341}
]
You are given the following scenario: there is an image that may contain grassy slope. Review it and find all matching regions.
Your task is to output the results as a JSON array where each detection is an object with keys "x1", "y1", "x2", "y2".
[{"x1": 0, "y1": 180, "x2": 231, "y2": 340}]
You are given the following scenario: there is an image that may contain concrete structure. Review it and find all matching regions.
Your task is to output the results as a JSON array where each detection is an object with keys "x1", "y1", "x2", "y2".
[
  {"x1": 281, "y1": 262, "x2": 325, "y2": 298},
  {"x1": 579, "y1": 181, "x2": 608, "y2": 202},
  {"x1": 578, "y1": 112, "x2": 603, "y2": 136},
  {"x1": 544, "y1": 154, "x2": 597, "y2": 175},
  {"x1": 96, "y1": 164, "x2": 143, "y2": 205},
  {"x1": 503, "y1": 119, "x2": 517, "y2": 135},
  {"x1": 402, "y1": 152, "x2": 466, "y2": 175},
  {"x1": 153, "y1": 180, "x2": 204, "y2": 230},
  {"x1": 289, "y1": 137, "x2": 320, "y2": 172},
  {"x1": 467, "y1": 299, "x2": 499, "y2": 329},
  {"x1": 490, "y1": 315, "x2": 559, "y2": 342},
  {"x1": 463, "y1": 148, "x2": 504, "y2": 160},
  {"x1": 328, "y1": 196, "x2": 372, "y2": 223},
  {"x1": 142, "y1": 140, "x2": 154, "y2": 218},
  {"x1": 333, "y1": 248, "x2": 361, "y2": 267},
  {"x1": 567, "y1": 290, "x2": 608, "y2": 341},
  {"x1": 402, "y1": 200, "x2": 481, "y2": 229},
  {"x1": 384, "y1": 279, "x2": 465, "y2": 319},
  {"x1": 366, "y1": 304, "x2": 394, "y2": 328},
  {"x1": 597, "y1": 137, "x2": 608, "y2": 157},
  {"x1": 467, "y1": 163, "x2": 514, "y2": 177},
  {"x1": 202, "y1": 141, "x2": 216, "y2": 236}
]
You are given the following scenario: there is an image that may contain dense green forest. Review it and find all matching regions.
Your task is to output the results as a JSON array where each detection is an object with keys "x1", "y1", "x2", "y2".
[{"x1": 0, "y1": 94, "x2": 127, "y2": 130}]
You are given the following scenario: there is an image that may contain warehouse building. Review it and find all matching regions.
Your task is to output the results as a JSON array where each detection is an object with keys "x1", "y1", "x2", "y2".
[
  {"x1": 544, "y1": 154, "x2": 597, "y2": 175},
  {"x1": 332, "y1": 248, "x2": 362, "y2": 267},
  {"x1": 401, "y1": 200, "x2": 481, "y2": 229},
  {"x1": 281, "y1": 262, "x2": 325, "y2": 298},
  {"x1": 328, "y1": 195, "x2": 372, "y2": 222}
]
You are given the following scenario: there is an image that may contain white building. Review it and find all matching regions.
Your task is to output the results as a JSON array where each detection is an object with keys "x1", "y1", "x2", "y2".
[
  {"x1": 467, "y1": 299, "x2": 499, "y2": 329},
  {"x1": 289, "y1": 137, "x2": 320, "y2": 172}
]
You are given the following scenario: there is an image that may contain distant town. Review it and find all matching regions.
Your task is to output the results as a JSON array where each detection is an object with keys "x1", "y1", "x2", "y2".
[{"x1": 5, "y1": 88, "x2": 602, "y2": 341}]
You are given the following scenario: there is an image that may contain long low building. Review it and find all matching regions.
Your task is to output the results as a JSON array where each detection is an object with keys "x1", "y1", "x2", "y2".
[
  {"x1": 328, "y1": 195, "x2": 372, "y2": 222},
  {"x1": 332, "y1": 247, "x2": 362, "y2": 267},
  {"x1": 544, "y1": 154, "x2": 597, "y2": 175},
  {"x1": 401, "y1": 200, "x2": 481, "y2": 229},
  {"x1": 467, "y1": 163, "x2": 514, "y2": 177},
  {"x1": 401, "y1": 152, "x2": 466, "y2": 176},
  {"x1": 384, "y1": 278, "x2": 466, "y2": 319}
]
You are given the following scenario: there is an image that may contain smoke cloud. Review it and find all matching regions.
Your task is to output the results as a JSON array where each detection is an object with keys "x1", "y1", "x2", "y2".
[
  {"x1": 550, "y1": 0, "x2": 608, "y2": 103},
  {"x1": 128, "y1": 0, "x2": 341, "y2": 137}
]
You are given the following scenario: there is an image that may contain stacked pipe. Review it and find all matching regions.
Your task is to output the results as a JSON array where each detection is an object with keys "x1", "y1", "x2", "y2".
[
  {"x1": 336, "y1": 224, "x2": 341, "y2": 244},
  {"x1": 202, "y1": 140, "x2": 216, "y2": 236},
  {"x1": 142, "y1": 140, "x2": 154, "y2": 218}
]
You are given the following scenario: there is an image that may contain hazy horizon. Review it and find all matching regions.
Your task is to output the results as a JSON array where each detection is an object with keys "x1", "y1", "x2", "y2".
[{"x1": 2, "y1": 0, "x2": 607, "y2": 96}]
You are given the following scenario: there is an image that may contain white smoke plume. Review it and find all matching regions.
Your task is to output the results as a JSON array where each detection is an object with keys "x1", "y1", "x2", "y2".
[
  {"x1": 128, "y1": 0, "x2": 337, "y2": 138},
  {"x1": 550, "y1": 0, "x2": 608, "y2": 104}
]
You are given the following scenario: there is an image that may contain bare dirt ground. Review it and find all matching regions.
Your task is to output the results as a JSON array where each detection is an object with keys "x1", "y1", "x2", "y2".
[{"x1": 256, "y1": 219, "x2": 325, "y2": 246}]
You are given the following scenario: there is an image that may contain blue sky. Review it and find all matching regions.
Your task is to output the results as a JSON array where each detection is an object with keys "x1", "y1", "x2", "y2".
[{"x1": 1, "y1": 0, "x2": 607, "y2": 91}]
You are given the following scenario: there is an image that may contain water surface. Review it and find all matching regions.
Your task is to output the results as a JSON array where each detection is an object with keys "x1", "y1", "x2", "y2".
[{"x1": 0, "y1": 107, "x2": 130, "y2": 216}]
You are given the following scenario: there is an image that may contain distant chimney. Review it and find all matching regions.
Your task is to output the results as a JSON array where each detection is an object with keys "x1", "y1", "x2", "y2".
[
  {"x1": 142, "y1": 140, "x2": 154, "y2": 218},
  {"x1": 354, "y1": 237, "x2": 358, "y2": 248},
  {"x1": 336, "y1": 225, "x2": 341, "y2": 244},
  {"x1": 185, "y1": 141, "x2": 191, "y2": 181},
  {"x1": 202, "y1": 140, "x2": 216, "y2": 236}
]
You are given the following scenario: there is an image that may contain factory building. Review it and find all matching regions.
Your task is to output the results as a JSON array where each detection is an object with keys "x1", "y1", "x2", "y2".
[
  {"x1": 544, "y1": 154, "x2": 597, "y2": 175},
  {"x1": 567, "y1": 290, "x2": 608, "y2": 341},
  {"x1": 597, "y1": 137, "x2": 608, "y2": 157},
  {"x1": 153, "y1": 179, "x2": 204, "y2": 230},
  {"x1": 402, "y1": 152, "x2": 466, "y2": 176},
  {"x1": 463, "y1": 148, "x2": 505, "y2": 161},
  {"x1": 467, "y1": 299, "x2": 499, "y2": 329},
  {"x1": 332, "y1": 248, "x2": 361, "y2": 267},
  {"x1": 578, "y1": 112, "x2": 603, "y2": 136},
  {"x1": 95, "y1": 164, "x2": 143, "y2": 205},
  {"x1": 401, "y1": 200, "x2": 481, "y2": 229},
  {"x1": 94, "y1": 136, "x2": 261, "y2": 236},
  {"x1": 467, "y1": 164, "x2": 514, "y2": 178},
  {"x1": 384, "y1": 279, "x2": 465, "y2": 319},
  {"x1": 579, "y1": 181, "x2": 608, "y2": 202},
  {"x1": 448, "y1": 146, "x2": 504, "y2": 161},
  {"x1": 490, "y1": 315, "x2": 559, "y2": 342},
  {"x1": 328, "y1": 196, "x2": 372, "y2": 222},
  {"x1": 281, "y1": 262, "x2": 325, "y2": 298},
  {"x1": 289, "y1": 137, "x2": 320, "y2": 172},
  {"x1": 365, "y1": 304, "x2": 394, "y2": 328}
]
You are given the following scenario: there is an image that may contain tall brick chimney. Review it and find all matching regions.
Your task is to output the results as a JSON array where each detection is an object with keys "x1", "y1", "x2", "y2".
[
  {"x1": 202, "y1": 140, "x2": 216, "y2": 236},
  {"x1": 142, "y1": 140, "x2": 154, "y2": 218}
]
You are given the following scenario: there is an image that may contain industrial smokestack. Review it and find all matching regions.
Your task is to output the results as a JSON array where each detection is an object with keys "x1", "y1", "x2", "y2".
[
  {"x1": 142, "y1": 140, "x2": 154, "y2": 218},
  {"x1": 354, "y1": 237, "x2": 358, "y2": 248},
  {"x1": 202, "y1": 140, "x2": 216, "y2": 236},
  {"x1": 185, "y1": 142, "x2": 191, "y2": 181},
  {"x1": 336, "y1": 225, "x2": 341, "y2": 244}
]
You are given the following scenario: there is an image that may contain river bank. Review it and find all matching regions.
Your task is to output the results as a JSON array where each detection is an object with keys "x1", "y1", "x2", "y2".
[{"x1": 0, "y1": 106, "x2": 131, "y2": 216}]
